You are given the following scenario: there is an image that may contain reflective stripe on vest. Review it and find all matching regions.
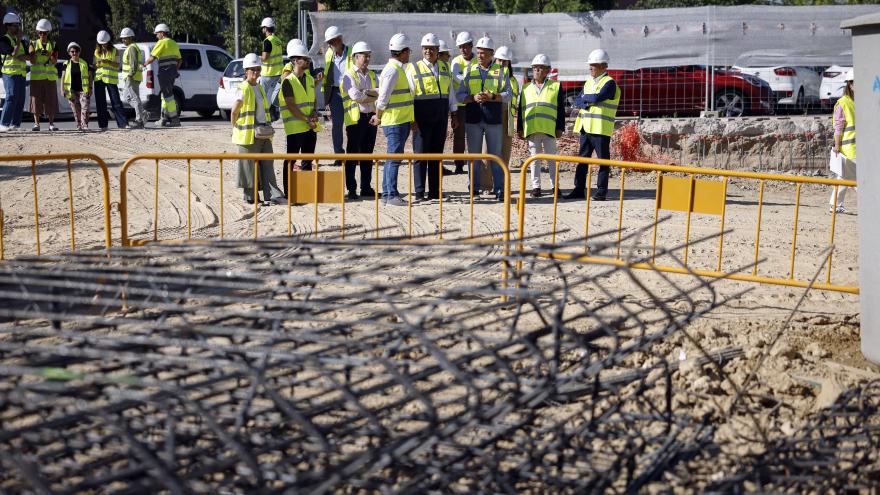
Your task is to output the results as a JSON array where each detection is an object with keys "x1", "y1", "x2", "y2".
[
  {"x1": 324, "y1": 45, "x2": 353, "y2": 89},
  {"x1": 281, "y1": 72, "x2": 321, "y2": 135},
  {"x1": 232, "y1": 82, "x2": 270, "y2": 145},
  {"x1": 464, "y1": 63, "x2": 503, "y2": 96},
  {"x1": 30, "y1": 39, "x2": 56, "y2": 81},
  {"x1": 343, "y1": 67, "x2": 377, "y2": 126},
  {"x1": 522, "y1": 80, "x2": 560, "y2": 138},
  {"x1": 573, "y1": 74, "x2": 620, "y2": 137},
  {"x1": 407, "y1": 59, "x2": 451, "y2": 100},
  {"x1": 94, "y1": 47, "x2": 119, "y2": 84},
  {"x1": 262, "y1": 35, "x2": 284, "y2": 76},
  {"x1": 380, "y1": 62, "x2": 414, "y2": 126},
  {"x1": 62, "y1": 59, "x2": 90, "y2": 94},
  {"x1": 837, "y1": 95, "x2": 856, "y2": 161},
  {"x1": 122, "y1": 44, "x2": 143, "y2": 82},
  {"x1": 2, "y1": 34, "x2": 26, "y2": 76},
  {"x1": 152, "y1": 39, "x2": 181, "y2": 68},
  {"x1": 451, "y1": 54, "x2": 474, "y2": 107},
  {"x1": 508, "y1": 70, "x2": 520, "y2": 119}
]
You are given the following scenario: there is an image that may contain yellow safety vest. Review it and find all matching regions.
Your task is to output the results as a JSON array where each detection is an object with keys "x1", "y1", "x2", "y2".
[
  {"x1": 122, "y1": 44, "x2": 143, "y2": 82},
  {"x1": 522, "y1": 80, "x2": 560, "y2": 138},
  {"x1": 30, "y1": 39, "x2": 56, "y2": 81},
  {"x1": 232, "y1": 82, "x2": 270, "y2": 146},
  {"x1": 406, "y1": 59, "x2": 451, "y2": 100},
  {"x1": 464, "y1": 62, "x2": 504, "y2": 95},
  {"x1": 2, "y1": 34, "x2": 26, "y2": 76},
  {"x1": 380, "y1": 62, "x2": 414, "y2": 126},
  {"x1": 508, "y1": 70, "x2": 520, "y2": 119},
  {"x1": 573, "y1": 73, "x2": 620, "y2": 137},
  {"x1": 323, "y1": 44, "x2": 353, "y2": 95},
  {"x1": 151, "y1": 38, "x2": 181, "y2": 69},
  {"x1": 262, "y1": 34, "x2": 283, "y2": 76},
  {"x1": 281, "y1": 72, "x2": 321, "y2": 135},
  {"x1": 94, "y1": 47, "x2": 119, "y2": 84},
  {"x1": 836, "y1": 95, "x2": 856, "y2": 161},
  {"x1": 342, "y1": 67, "x2": 377, "y2": 126},
  {"x1": 451, "y1": 54, "x2": 474, "y2": 107},
  {"x1": 62, "y1": 59, "x2": 90, "y2": 94}
]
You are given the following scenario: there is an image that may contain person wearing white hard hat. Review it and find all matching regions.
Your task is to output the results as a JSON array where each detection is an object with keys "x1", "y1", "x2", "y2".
[
  {"x1": 517, "y1": 54, "x2": 565, "y2": 198},
  {"x1": 567, "y1": 48, "x2": 619, "y2": 201},
  {"x1": 450, "y1": 31, "x2": 476, "y2": 174},
  {"x1": 405, "y1": 33, "x2": 459, "y2": 201},
  {"x1": 93, "y1": 30, "x2": 129, "y2": 130},
  {"x1": 231, "y1": 53, "x2": 286, "y2": 206},
  {"x1": 279, "y1": 43, "x2": 321, "y2": 193},
  {"x1": 119, "y1": 27, "x2": 145, "y2": 128},
  {"x1": 322, "y1": 25, "x2": 353, "y2": 159},
  {"x1": 341, "y1": 41, "x2": 379, "y2": 200},
  {"x1": 144, "y1": 23, "x2": 182, "y2": 127},
  {"x1": 62, "y1": 42, "x2": 92, "y2": 131},
  {"x1": 0, "y1": 12, "x2": 27, "y2": 131},
  {"x1": 829, "y1": 69, "x2": 856, "y2": 213},
  {"x1": 374, "y1": 33, "x2": 415, "y2": 207},
  {"x1": 259, "y1": 17, "x2": 283, "y2": 122},
  {"x1": 456, "y1": 36, "x2": 512, "y2": 201},
  {"x1": 281, "y1": 39, "x2": 305, "y2": 78},
  {"x1": 28, "y1": 19, "x2": 59, "y2": 131},
  {"x1": 438, "y1": 40, "x2": 451, "y2": 64},
  {"x1": 494, "y1": 46, "x2": 519, "y2": 169}
]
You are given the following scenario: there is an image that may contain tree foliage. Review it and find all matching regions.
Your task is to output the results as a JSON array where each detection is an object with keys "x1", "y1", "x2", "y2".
[
  {"x1": 105, "y1": 0, "x2": 140, "y2": 40},
  {"x1": 221, "y1": 0, "x2": 300, "y2": 58},
  {"x1": 322, "y1": 0, "x2": 482, "y2": 13},
  {"x1": 3, "y1": 0, "x2": 61, "y2": 33},
  {"x1": 145, "y1": 0, "x2": 226, "y2": 43}
]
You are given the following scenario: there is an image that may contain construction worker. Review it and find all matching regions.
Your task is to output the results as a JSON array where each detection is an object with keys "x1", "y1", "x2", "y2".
[
  {"x1": 567, "y1": 48, "x2": 619, "y2": 201},
  {"x1": 341, "y1": 41, "x2": 379, "y2": 200},
  {"x1": 406, "y1": 33, "x2": 458, "y2": 201},
  {"x1": 62, "y1": 42, "x2": 91, "y2": 131},
  {"x1": 93, "y1": 30, "x2": 129, "y2": 130},
  {"x1": 450, "y1": 31, "x2": 475, "y2": 174},
  {"x1": 456, "y1": 36, "x2": 511, "y2": 201},
  {"x1": 259, "y1": 17, "x2": 283, "y2": 121},
  {"x1": 517, "y1": 54, "x2": 565, "y2": 198},
  {"x1": 830, "y1": 69, "x2": 856, "y2": 213},
  {"x1": 280, "y1": 43, "x2": 321, "y2": 195},
  {"x1": 0, "y1": 12, "x2": 27, "y2": 132},
  {"x1": 438, "y1": 40, "x2": 451, "y2": 64},
  {"x1": 231, "y1": 53, "x2": 286, "y2": 206},
  {"x1": 495, "y1": 46, "x2": 519, "y2": 168},
  {"x1": 373, "y1": 33, "x2": 415, "y2": 207},
  {"x1": 322, "y1": 26, "x2": 353, "y2": 159},
  {"x1": 28, "y1": 19, "x2": 59, "y2": 132},
  {"x1": 120, "y1": 27, "x2": 145, "y2": 128},
  {"x1": 144, "y1": 23, "x2": 182, "y2": 127}
]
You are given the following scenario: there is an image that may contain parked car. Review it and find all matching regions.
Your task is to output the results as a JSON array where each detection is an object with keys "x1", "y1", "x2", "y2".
[
  {"x1": 216, "y1": 58, "x2": 244, "y2": 121},
  {"x1": 731, "y1": 65, "x2": 821, "y2": 110},
  {"x1": 820, "y1": 65, "x2": 850, "y2": 109},
  {"x1": 0, "y1": 60, "x2": 100, "y2": 118}
]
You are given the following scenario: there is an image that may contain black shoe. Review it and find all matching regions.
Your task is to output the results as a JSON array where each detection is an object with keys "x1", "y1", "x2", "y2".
[
  {"x1": 442, "y1": 167, "x2": 455, "y2": 175},
  {"x1": 346, "y1": 191, "x2": 359, "y2": 201},
  {"x1": 531, "y1": 188, "x2": 542, "y2": 198},
  {"x1": 454, "y1": 166, "x2": 465, "y2": 175},
  {"x1": 591, "y1": 193, "x2": 607, "y2": 201},
  {"x1": 495, "y1": 191, "x2": 503, "y2": 202},
  {"x1": 244, "y1": 197, "x2": 258, "y2": 205},
  {"x1": 333, "y1": 159, "x2": 344, "y2": 167},
  {"x1": 563, "y1": 190, "x2": 587, "y2": 200},
  {"x1": 414, "y1": 192, "x2": 426, "y2": 201},
  {"x1": 427, "y1": 192, "x2": 440, "y2": 200},
  {"x1": 361, "y1": 188, "x2": 376, "y2": 197}
]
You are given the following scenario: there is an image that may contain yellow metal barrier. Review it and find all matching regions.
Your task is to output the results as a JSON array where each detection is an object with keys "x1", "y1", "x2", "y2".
[
  {"x1": 517, "y1": 154, "x2": 859, "y2": 294},
  {"x1": 0, "y1": 153, "x2": 112, "y2": 259}
]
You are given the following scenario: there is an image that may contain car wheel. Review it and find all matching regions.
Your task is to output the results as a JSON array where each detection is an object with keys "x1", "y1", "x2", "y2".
[
  {"x1": 219, "y1": 109, "x2": 229, "y2": 121},
  {"x1": 197, "y1": 109, "x2": 215, "y2": 118},
  {"x1": 714, "y1": 89, "x2": 744, "y2": 117},
  {"x1": 795, "y1": 88, "x2": 806, "y2": 113}
]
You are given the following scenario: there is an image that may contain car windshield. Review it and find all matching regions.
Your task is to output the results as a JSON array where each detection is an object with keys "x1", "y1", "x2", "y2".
[{"x1": 225, "y1": 60, "x2": 244, "y2": 78}]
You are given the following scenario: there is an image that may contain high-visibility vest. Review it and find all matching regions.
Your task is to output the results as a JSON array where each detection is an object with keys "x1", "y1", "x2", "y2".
[
  {"x1": 2, "y1": 34, "x2": 26, "y2": 76},
  {"x1": 836, "y1": 95, "x2": 856, "y2": 161},
  {"x1": 406, "y1": 59, "x2": 451, "y2": 100},
  {"x1": 151, "y1": 38, "x2": 181, "y2": 70},
  {"x1": 62, "y1": 59, "x2": 90, "y2": 94},
  {"x1": 323, "y1": 44, "x2": 353, "y2": 95},
  {"x1": 280, "y1": 72, "x2": 321, "y2": 135},
  {"x1": 122, "y1": 44, "x2": 143, "y2": 82},
  {"x1": 451, "y1": 54, "x2": 474, "y2": 107},
  {"x1": 30, "y1": 39, "x2": 56, "y2": 81},
  {"x1": 521, "y1": 80, "x2": 561, "y2": 138},
  {"x1": 379, "y1": 62, "x2": 414, "y2": 126},
  {"x1": 573, "y1": 73, "x2": 620, "y2": 137},
  {"x1": 262, "y1": 34, "x2": 283, "y2": 76},
  {"x1": 94, "y1": 47, "x2": 119, "y2": 84},
  {"x1": 232, "y1": 82, "x2": 270, "y2": 146},
  {"x1": 464, "y1": 62, "x2": 504, "y2": 95},
  {"x1": 508, "y1": 70, "x2": 520, "y2": 119},
  {"x1": 342, "y1": 67, "x2": 377, "y2": 126}
]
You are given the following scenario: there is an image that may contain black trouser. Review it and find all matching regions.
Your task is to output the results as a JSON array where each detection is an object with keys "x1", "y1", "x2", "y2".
[
  {"x1": 574, "y1": 131, "x2": 611, "y2": 195},
  {"x1": 94, "y1": 80, "x2": 128, "y2": 129},
  {"x1": 283, "y1": 130, "x2": 317, "y2": 196},
  {"x1": 345, "y1": 112, "x2": 377, "y2": 194},
  {"x1": 413, "y1": 100, "x2": 449, "y2": 197}
]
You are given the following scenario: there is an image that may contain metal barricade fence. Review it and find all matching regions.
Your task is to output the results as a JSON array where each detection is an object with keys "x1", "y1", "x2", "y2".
[
  {"x1": 0, "y1": 153, "x2": 112, "y2": 259},
  {"x1": 517, "y1": 154, "x2": 858, "y2": 294}
]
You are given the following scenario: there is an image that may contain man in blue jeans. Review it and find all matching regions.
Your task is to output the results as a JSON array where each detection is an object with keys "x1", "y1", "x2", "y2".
[
  {"x1": 1, "y1": 13, "x2": 28, "y2": 132},
  {"x1": 372, "y1": 33, "x2": 415, "y2": 207},
  {"x1": 322, "y1": 26, "x2": 353, "y2": 163}
]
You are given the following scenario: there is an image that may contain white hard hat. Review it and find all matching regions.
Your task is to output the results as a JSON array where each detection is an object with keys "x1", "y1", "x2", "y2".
[
  {"x1": 495, "y1": 45, "x2": 512, "y2": 62},
  {"x1": 261, "y1": 17, "x2": 275, "y2": 29},
  {"x1": 120, "y1": 27, "x2": 135, "y2": 38},
  {"x1": 475, "y1": 37, "x2": 494, "y2": 51},
  {"x1": 286, "y1": 39, "x2": 304, "y2": 56},
  {"x1": 324, "y1": 26, "x2": 342, "y2": 42},
  {"x1": 389, "y1": 33, "x2": 409, "y2": 51},
  {"x1": 154, "y1": 23, "x2": 170, "y2": 34},
  {"x1": 67, "y1": 42, "x2": 81, "y2": 52},
  {"x1": 531, "y1": 53, "x2": 551, "y2": 67},
  {"x1": 242, "y1": 53, "x2": 261, "y2": 69},
  {"x1": 96, "y1": 30, "x2": 111, "y2": 44},
  {"x1": 351, "y1": 41, "x2": 371, "y2": 55},
  {"x1": 3, "y1": 12, "x2": 21, "y2": 25},
  {"x1": 420, "y1": 33, "x2": 439, "y2": 47},
  {"x1": 287, "y1": 44, "x2": 310, "y2": 59},
  {"x1": 844, "y1": 69, "x2": 854, "y2": 82},
  {"x1": 438, "y1": 39, "x2": 450, "y2": 53},
  {"x1": 455, "y1": 31, "x2": 473, "y2": 46},
  {"x1": 587, "y1": 48, "x2": 610, "y2": 65},
  {"x1": 36, "y1": 19, "x2": 52, "y2": 32}
]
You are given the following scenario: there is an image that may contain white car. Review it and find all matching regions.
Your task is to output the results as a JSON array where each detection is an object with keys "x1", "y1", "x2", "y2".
[
  {"x1": 820, "y1": 65, "x2": 850, "y2": 109},
  {"x1": 216, "y1": 58, "x2": 244, "y2": 121},
  {"x1": 0, "y1": 61, "x2": 94, "y2": 118},
  {"x1": 732, "y1": 65, "x2": 821, "y2": 109}
]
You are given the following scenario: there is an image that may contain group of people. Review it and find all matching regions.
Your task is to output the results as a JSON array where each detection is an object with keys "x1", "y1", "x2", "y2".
[
  {"x1": 233, "y1": 23, "x2": 622, "y2": 206},
  {"x1": 1, "y1": 13, "x2": 182, "y2": 132}
]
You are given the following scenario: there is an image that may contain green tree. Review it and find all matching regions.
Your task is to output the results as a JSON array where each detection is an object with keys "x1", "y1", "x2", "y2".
[
  {"x1": 3, "y1": 0, "x2": 61, "y2": 33},
  {"x1": 146, "y1": 0, "x2": 226, "y2": 43},
  {"x1": 222, "y1": 0, "x2": 300, "y2": 57},
  {"x1": 492, "y1": 0, "x2": 594, "y2": 13},
  {"x1": 105, "y1": 0, "x2": 140, "y2": 40},
  {"x1": 322, "y1": 0, "x2": 481, "y2": 13}
]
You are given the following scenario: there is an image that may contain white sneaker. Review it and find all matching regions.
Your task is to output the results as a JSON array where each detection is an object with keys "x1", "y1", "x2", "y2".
[
  {"x1": 386, "y1": 196, "x2": 407, "y2": 206},
  {"x1": 0, "y1": 125, "x2": 9, "y2": 132},
  {"x1": 48, "y1": 124, "x2": 59, "y2": 131},
  {"x1": 829, "y1": 205, "x2": 848, "y2": 214}
]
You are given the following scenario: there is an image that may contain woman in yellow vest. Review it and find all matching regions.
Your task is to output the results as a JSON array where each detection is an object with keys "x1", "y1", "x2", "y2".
[
  {"x1": 830, "y1": 69, "x2": 856, "y2": 213},
  {"x1": 0, "y1": 12, "x2": 28, "y2": 131},
  {"x1": 495, "y1": 46, "x2": 519, "y2": 169},
  {"x1": 62, "y1": 42, "x2": 92, "y2": 131},
  {"x1": 93, "y1": 30, "x2": 129, "y2": 130},
  {"x1": 517, "y1": 54, "x2": 565, "y2": 198},
  {"x1": 231, "y1": 53, "x2": 286, "y2": 205},
  {"x1": 28, "y1": 19, "x2": 59, "y2": 132},
  {"x1": 280, "y1": 44, "x2": 321, "y2": 196}
]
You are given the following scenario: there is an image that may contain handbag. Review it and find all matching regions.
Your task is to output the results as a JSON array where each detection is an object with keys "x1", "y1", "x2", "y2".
[{"x1": 255, "y1": 123, "x2": 275, "y2": 139}]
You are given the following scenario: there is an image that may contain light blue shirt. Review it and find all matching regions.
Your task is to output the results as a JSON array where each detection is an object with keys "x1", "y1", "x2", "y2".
[{"x1": 332, "y1": 47, "x2": 347, "y2": 87}]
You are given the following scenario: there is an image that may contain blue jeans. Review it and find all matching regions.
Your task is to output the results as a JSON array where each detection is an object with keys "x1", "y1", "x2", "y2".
[
  {"x1": 94, "y1": 80, "x2": 129, "y2": 129},
  {"x1": 328, "y1": 86, "x2": 345, "y2": 153},
  {"x1": 465, "y1": 121, "x2": 505, "y2": 195},
  {"x1": 1, "y1": 73, "x2": 25, "y2": 127},
  {"x1": 382, "y1": 123, "x2": 410, "y2": 199}
]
